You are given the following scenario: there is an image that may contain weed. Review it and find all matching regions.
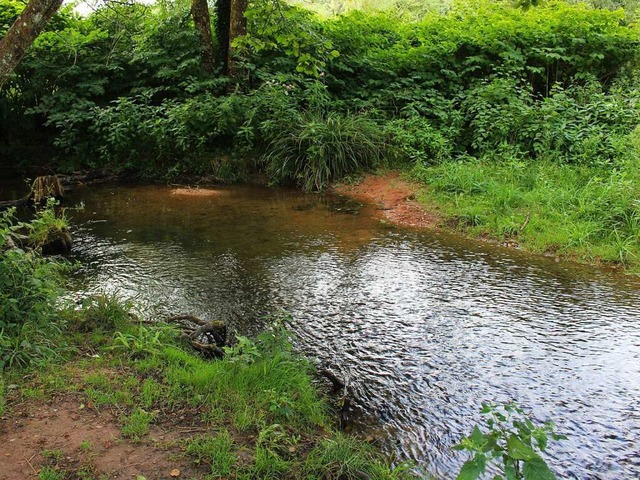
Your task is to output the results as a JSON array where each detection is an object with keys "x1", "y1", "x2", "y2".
[
  {"x1": 38, "y1": 467, "x2": 65, "y2": 480},
  {"x1": 121, "y1": 408, "x2": 155, "y2": 440},
  {"x1": 112, "y1": 324, "x2": 177, "y2": 359},
  {"x1": 454, "y1": 402, "x2": 565, "y2": 480},
  {"x1": 0, "y1": 205, "x2": 70, "y2": 370},
  {"x1": 186, "y1": 430, "x2": 237, "y2": 476},
  {"x1": 41, "y1": 449, "x2": 65, "y2": 463}
]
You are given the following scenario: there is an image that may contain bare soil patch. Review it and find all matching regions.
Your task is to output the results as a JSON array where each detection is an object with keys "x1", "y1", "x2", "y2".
[
  {"x1": 332, "y1": 172, "x2": 439, "y2": 229},
  {"x1": 0, "y1": 393, "x2": 200, "y2": 480}
]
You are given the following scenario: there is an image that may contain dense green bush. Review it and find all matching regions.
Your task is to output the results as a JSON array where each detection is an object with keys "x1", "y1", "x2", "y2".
[
  {"x1": 4, "y1": 0, "x2": 638, "y2": 178},
  {"x1": 2, "y1": 0, "x2": 640, "y2": 200},
  {"x1": 0, "y1": 207, "x2": 70, "y2": 369},
  {"x1": 324, "y1": 1, "x2": 638, "y2": 106}
]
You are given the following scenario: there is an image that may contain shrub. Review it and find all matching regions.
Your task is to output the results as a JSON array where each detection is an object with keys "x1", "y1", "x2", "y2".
[
  {"x1": 0, "y1": 206, "x2": 69, "y2": 369},
  {"x1": 264, "y1": 111, "x2": 385, "y2": 191},
  {"x1": 454, "y1": 403, "x2": 565, "y2": 480}
]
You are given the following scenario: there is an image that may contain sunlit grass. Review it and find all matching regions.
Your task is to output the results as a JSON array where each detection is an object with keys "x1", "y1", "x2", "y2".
[{"x1": 414, "y1": 155, "x2": 640, "y2": 271}]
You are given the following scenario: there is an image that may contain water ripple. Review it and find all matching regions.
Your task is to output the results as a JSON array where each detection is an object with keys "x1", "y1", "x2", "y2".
[{"x1": 68, "y1": 185, "x2": 640, "y2": 479}]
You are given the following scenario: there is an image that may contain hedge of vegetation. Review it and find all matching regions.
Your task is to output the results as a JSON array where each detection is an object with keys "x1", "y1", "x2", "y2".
[{"x1": 3, "y1": 0, "x2": 640, "y2": 266}]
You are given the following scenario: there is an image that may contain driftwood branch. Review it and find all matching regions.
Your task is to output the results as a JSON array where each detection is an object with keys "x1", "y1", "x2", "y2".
[{"x1": 168, "y1": 314, "x2": 227, "y2": 359}]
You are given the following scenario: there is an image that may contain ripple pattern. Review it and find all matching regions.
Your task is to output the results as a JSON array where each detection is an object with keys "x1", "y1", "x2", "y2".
[{"x1": 69, "y1": 185, "x2": 640, "y2": 479}]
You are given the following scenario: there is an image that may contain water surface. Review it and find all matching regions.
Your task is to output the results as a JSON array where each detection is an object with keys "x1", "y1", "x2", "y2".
[{"x1": 65, "y1": 185, "x2": 640, "y2": 479}]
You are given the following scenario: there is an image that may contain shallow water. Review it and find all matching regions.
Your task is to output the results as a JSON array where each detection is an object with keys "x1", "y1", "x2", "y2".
[{"x1": 61, "y1": 185, "x2": 640, "y2": 479}]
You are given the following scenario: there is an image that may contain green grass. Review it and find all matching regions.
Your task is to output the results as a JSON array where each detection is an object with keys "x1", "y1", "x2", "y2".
[
  {"x1": 121, "y1": 407, "x2": 156, "y2": 440},
  {"x1": 38, "y1": 467, "x2": 65, "y2": 480},
  {"x1": 0, "y1": 288, "x2": 413, "y2": 480},
  {"x1": 413, "y1": 154, "x2": 640, "y2": 271},
  {"x1": 304, "y1": 433, "x2": 414, "y2": 480},
  {"x1": 186, "y1": 430, "x2": 237, "y2": 477},
  {"x1": 0, "y1": 377, "x2": 5, "y2": 415},
  {"x1": 84, "y1": 373, "x2": 138, "y2": 408},
  {"x1": 162, "y1": 348, "x2": 327, "y2": 430}
]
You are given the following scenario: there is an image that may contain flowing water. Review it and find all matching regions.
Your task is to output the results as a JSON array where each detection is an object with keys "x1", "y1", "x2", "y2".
[{"x1": 55, "y1": 185, "x2": 640, "y2": 478}]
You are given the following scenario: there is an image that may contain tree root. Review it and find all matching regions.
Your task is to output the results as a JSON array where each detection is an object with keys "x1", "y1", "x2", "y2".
[
  {"x1": 319, "y1": 364, "x2": 353, "y2": 431},
  {"x1": 0, "y1": 171, "x2": 116, "y2": 210},
  {"x1": 168, "y1": 314, "x2": 227, "y2": 359}
]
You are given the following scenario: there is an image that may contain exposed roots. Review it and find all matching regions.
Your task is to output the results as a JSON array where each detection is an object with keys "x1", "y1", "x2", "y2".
[
  {"x1": 168, "y1": 314, "x2": 227, "y2": 358},
  {"x1": 31, "y1": 175, "x2": 64, "y2": 204}
]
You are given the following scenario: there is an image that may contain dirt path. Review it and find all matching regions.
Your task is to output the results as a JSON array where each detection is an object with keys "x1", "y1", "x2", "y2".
[
  {"x1": 0, "y1": 393, "x2": 199, "y2": 480},
  {"x1": 332, "y1": 172, "x2": 439, "y2": 229}
]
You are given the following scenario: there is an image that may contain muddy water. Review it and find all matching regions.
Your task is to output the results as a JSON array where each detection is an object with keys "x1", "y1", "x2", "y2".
[{"x1": 64, "y1": 185, "x2": 640, "y2": 479}]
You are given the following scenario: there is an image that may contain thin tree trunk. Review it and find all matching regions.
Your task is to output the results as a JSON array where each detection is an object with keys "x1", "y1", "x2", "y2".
[
  {"x1": 0, "y1": 0, "x2": 63, "y2": 89},
  {"x1": 191, "y1": 0, "x2": 216, "y2": 73},
  {"x1": 216, "y1": 0, "x2": 231, "y2": 73},
  {"x1": 227, "y1": 0, "x2": 247, "y2": 80}
]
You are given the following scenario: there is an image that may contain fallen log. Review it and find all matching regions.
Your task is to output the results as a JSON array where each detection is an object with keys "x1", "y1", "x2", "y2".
[
  {"x1": 0, "y1": 196, "x2": 28, "y2": 209},
  {"x1": 0, "y1": 171, "x2": 115, "y2": 210},
  {"x1": 0, "y1": 175, "x2": 64, "y2": 210}
]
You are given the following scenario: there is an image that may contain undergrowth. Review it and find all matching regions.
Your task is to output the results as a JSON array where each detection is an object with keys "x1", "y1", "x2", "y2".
[
  {"x1": 0, "y1": 204, "x2": 72, "y2": 369},
  {"x1": 2, "y1": 315, "x2": 414, "y2": 480},
  {"x1": 413, "y1": 141, "x2": 640, "y2": 269}
]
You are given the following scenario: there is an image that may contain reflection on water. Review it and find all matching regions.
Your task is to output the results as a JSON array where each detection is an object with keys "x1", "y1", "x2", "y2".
[{"x1": 67, "y1": 185, "x2": 640, "y2": 479}]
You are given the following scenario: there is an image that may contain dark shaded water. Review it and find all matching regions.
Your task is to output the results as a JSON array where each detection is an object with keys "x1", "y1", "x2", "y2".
[{"x1": 60, "y1": 185, "x2": 640, "y2": 479}]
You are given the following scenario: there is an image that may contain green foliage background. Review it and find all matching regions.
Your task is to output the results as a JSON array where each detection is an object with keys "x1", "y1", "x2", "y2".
[{"x1": 2, "y1": 0, "x2": 640, "y2": 266}]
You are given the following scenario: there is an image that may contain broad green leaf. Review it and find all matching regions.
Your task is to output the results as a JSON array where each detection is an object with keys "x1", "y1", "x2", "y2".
[
  {"x1": 507, "y1": 434, "x2": 539, "y2": 461},
  {"x1": 505, "y1": 458, "x2": 519, "y2": 480},
  {"x1": 456, "y1": 456, "x2": 485, "y2": 480},
  {"x1": 470, "y1": 425, "x2": 484, "y2": 445},
  {"x1": 522, "y1": 458, "x2": 557, "y2": 480},
  {"x1": 533, "y1": 430, "x2": 548, "y2": 451}
]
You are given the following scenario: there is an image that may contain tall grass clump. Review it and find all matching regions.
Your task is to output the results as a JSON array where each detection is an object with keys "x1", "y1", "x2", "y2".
[
  {"x1": 264, "y1": 111, "x2": 385, "y2": 191},
  {"x1": 163, "y1": 325, "x2": 328, "y2": 429},
  {"x1": 304, "y1": 433, "x2": 414, "y2": 480}
]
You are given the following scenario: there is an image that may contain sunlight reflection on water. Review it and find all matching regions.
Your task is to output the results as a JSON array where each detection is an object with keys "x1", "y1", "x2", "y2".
[{"x1": 67, "y1": 185, "x2": 640, "y2": 479}]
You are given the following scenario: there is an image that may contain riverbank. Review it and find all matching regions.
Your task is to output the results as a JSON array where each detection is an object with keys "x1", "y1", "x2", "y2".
[
  {"x1": 0, "y1": 303, "x2": 414, "y2": 480},
  {"x1": 333, "y1": 164, "x2": 640, "y2": 274},
  {"x1": 0, "y1": 204, "x2": 413, "y2": 480}
]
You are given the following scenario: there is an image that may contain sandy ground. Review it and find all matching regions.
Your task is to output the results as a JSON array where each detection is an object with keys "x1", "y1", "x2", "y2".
[{"x1": 332, "y1": 172, "x2": 439, "y2": 229}]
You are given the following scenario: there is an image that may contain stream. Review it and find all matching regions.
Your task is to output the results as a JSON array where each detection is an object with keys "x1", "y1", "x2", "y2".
[{"x1": 43, "y1": 185, "x2": 640, "y2": 478}]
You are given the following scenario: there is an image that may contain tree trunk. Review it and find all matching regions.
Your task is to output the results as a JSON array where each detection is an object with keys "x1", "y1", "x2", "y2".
[
  {"x1": 191, "y1": 0, "x2": 216, "y2": 74},
  {"x1": 216, "y1": 0, "x2": 231, "y2": 73},
  {"x1": 0, "y1": 0, "x2": 63, "y2": 89},
  {"x1": 227, "y1": 0, "x2": 247, "y2": 80}
]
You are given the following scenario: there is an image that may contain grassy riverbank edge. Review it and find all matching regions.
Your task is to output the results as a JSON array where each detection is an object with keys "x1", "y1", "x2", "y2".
[
  {"x1": 335, "y1": 162, "x2": 640, "y2": 275},
  {"x1": 0, "y1": 298, "x2": 415, "y2": 480}
]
